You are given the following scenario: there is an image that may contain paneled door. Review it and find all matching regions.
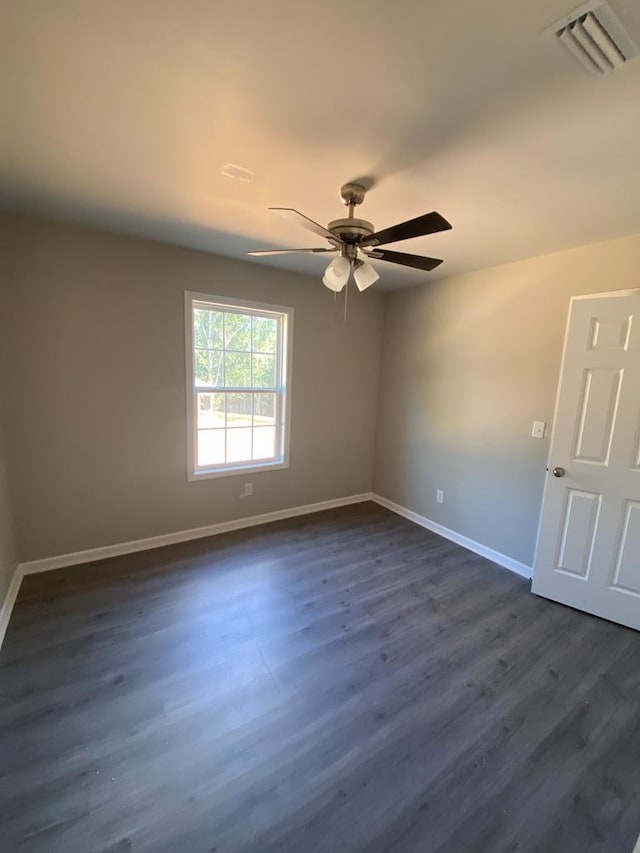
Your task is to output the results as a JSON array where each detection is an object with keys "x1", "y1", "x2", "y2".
[{"x1": 532, "y1": 290, "x2": 640, "y2": 631}]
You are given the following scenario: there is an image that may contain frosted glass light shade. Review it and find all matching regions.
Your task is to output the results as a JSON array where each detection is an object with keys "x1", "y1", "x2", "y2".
[
  {"x1": 353, "y1": 260, "x2": 379, "y2": 291},
  {"x1": 322, "y1": 256, "x2": 351, "y2": 291}
]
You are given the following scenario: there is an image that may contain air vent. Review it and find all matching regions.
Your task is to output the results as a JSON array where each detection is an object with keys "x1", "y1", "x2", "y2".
[{"x1": 546, "y1": 1, "x2": 639, "y2": 75}]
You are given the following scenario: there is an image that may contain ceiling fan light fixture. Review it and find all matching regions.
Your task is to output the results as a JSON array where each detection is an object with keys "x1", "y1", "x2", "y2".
[
  {"x1": 322, "y1": 255, "x2": 351, "y2": 291},
  {"x1": 353, "y1": 259, "x2": 380, "y2": 291}
]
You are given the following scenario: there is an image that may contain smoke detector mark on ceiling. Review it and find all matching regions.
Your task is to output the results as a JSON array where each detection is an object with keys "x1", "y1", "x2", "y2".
[
  {"x1": 221, "y1": 164, "x2": 254, "y2": 182},
  {"x1": 546, "y1": 0, "x2": 639, "y2": 75}
]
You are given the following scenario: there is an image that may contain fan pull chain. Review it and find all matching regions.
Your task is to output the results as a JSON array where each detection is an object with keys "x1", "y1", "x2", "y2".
[{"x1": 344, "y1": 279, "x2": 349, "y2": 323}]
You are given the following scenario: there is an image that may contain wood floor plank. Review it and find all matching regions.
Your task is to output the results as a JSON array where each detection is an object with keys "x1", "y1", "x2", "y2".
[{"x1": 0, "y1": 502, "x2": 638, "y2": 852}]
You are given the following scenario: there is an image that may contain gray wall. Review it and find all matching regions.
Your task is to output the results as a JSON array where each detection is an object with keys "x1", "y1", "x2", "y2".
[
  {"x1": 374, "y1": 232, "x2": 640, "y2": 567},
  {"x1": 4, "y1": 211, "x2": 639, "y2": 573},
  {"x1": 2, "y1": 214, "x2": 384, "y2": 562}
]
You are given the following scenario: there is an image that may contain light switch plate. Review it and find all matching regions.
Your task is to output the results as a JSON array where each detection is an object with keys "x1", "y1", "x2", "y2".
[{"x1": 531, "y1": 421, "x2": 546, "y2": 439}]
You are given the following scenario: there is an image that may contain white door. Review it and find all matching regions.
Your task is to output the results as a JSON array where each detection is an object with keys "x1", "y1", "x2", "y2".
[{"x1": 532, "y1": 290, "x2": 640, "y2": 631}]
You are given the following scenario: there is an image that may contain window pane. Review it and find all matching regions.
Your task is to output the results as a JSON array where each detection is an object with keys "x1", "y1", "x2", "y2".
[
  {"x1": 194, "y1": 308, "x2": 223, "y2": 350},
  {"x1": 252, "y1": 316, "x2": 277, "y2": 353},
  {"x1": 224, "y1": 313, "x2": 251, "y2": 351},
  {"x1": 197, "y1": 392, "x2": 225, "y2": 428},
  {"x1": 224, "y1": 352, "x2": 252, "y2": 387},
  {"x1": 254, "y1": 393, "x2": 276, "y2": 426},
  {"x1": 189, "y1": 299, "x2": 289, "y2": 477},
  {"x1": 197, "y1": 429, "x2": 225, "y2": 466},
  {"x1": 195, "y1": 350, "x2": 223, "y2": 387},
  {"x1": 226, "y1": 393, "x2": 252, "y2": 427},
  {"x1": 253, "y1": 426, "x2": 276, "y2": 460},
  {"x1": 226, "y1": 427, "x2": 252, "y2": 463},
  {"x1": 252, "y1": 354, "x2": 276, "y2": 388}
]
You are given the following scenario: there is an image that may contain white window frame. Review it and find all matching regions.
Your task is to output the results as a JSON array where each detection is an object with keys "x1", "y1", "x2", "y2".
[{"x1": 185, "y1": 291, "x2": 293, "y2": 481}]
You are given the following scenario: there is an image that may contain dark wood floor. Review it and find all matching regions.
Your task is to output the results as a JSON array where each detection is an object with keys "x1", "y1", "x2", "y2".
[{"x1": 1, "y1": 502, "x2": 639, "y2": 853}]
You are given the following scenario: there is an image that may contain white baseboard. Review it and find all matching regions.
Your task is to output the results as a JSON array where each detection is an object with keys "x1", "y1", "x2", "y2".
[
  {"x1": 371, "y1": 493, "x2": 533, "y2": 580},
  {"x1": 0, "y1": 567, "x2": 23, "y2": 649},
  {"x1": 0, "y1": 492, "x2": 373, "y2": 651},
  {"x1": 17, "y1": 493, "x2": 374, "y2": 577},
  {"x1": 2, "y1": 489, "x2": 531, "y2": 651}
]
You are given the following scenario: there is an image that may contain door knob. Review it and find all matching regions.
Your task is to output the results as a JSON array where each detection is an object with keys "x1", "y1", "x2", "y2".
[{"x1": 552, "y1": 466, "x2": 565, "y2": 478}]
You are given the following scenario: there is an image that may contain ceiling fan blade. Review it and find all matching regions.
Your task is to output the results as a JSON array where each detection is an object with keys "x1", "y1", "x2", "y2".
[
  {"x1": 248, "y1": 248, "x2": 338, "y2": 256},
  {"x1": 269, "y1": 208, "x2": 341, "y2": 244},
  {"x1": 361, "y1": 212, "x2": 452, "y2": 247},
  {"x1": 366, "y1": 249, "x2": 443, "y2": 271}
]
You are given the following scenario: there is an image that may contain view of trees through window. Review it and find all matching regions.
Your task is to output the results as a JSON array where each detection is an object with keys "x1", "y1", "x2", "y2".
[{"x1": 192, "y1": 306, "x2": 283, "y2": 468}]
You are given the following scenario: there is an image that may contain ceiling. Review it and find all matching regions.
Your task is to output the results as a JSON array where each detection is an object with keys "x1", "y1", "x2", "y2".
[{"x1": 2, "y1": 0, "x2": 640, "y2": 289}]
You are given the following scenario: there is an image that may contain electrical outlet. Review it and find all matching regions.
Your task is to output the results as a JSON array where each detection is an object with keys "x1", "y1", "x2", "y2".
[
  {"x1": 240, "y1": 482, "x2": 253, "y2": 499},
  {"x1": 436, "y1": 489, "x2": 444, "y2": 504}
]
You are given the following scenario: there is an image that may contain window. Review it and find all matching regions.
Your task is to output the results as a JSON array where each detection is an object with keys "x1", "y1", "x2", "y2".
[{"x1": 185, "y1": 292, "x2": 293, "y2": 480}]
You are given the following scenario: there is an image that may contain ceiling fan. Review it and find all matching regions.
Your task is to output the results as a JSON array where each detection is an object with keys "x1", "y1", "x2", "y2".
[{"x1": 248, "y1": 182, "x2": 452, "y2": 292}]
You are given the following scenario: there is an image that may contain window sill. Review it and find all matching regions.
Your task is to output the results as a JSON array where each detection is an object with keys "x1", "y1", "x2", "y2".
[{"x1": 188, "y1": 459, "x2": 289, "y2": 482}]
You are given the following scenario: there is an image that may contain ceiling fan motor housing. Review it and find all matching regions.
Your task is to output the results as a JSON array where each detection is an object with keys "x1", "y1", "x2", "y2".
[
  {"x1": 328, "y1": 218, "x2": 374, "y2": 244},
  {"x1": 332, "y1": 182, "x2": 374, "y2": 246}
]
